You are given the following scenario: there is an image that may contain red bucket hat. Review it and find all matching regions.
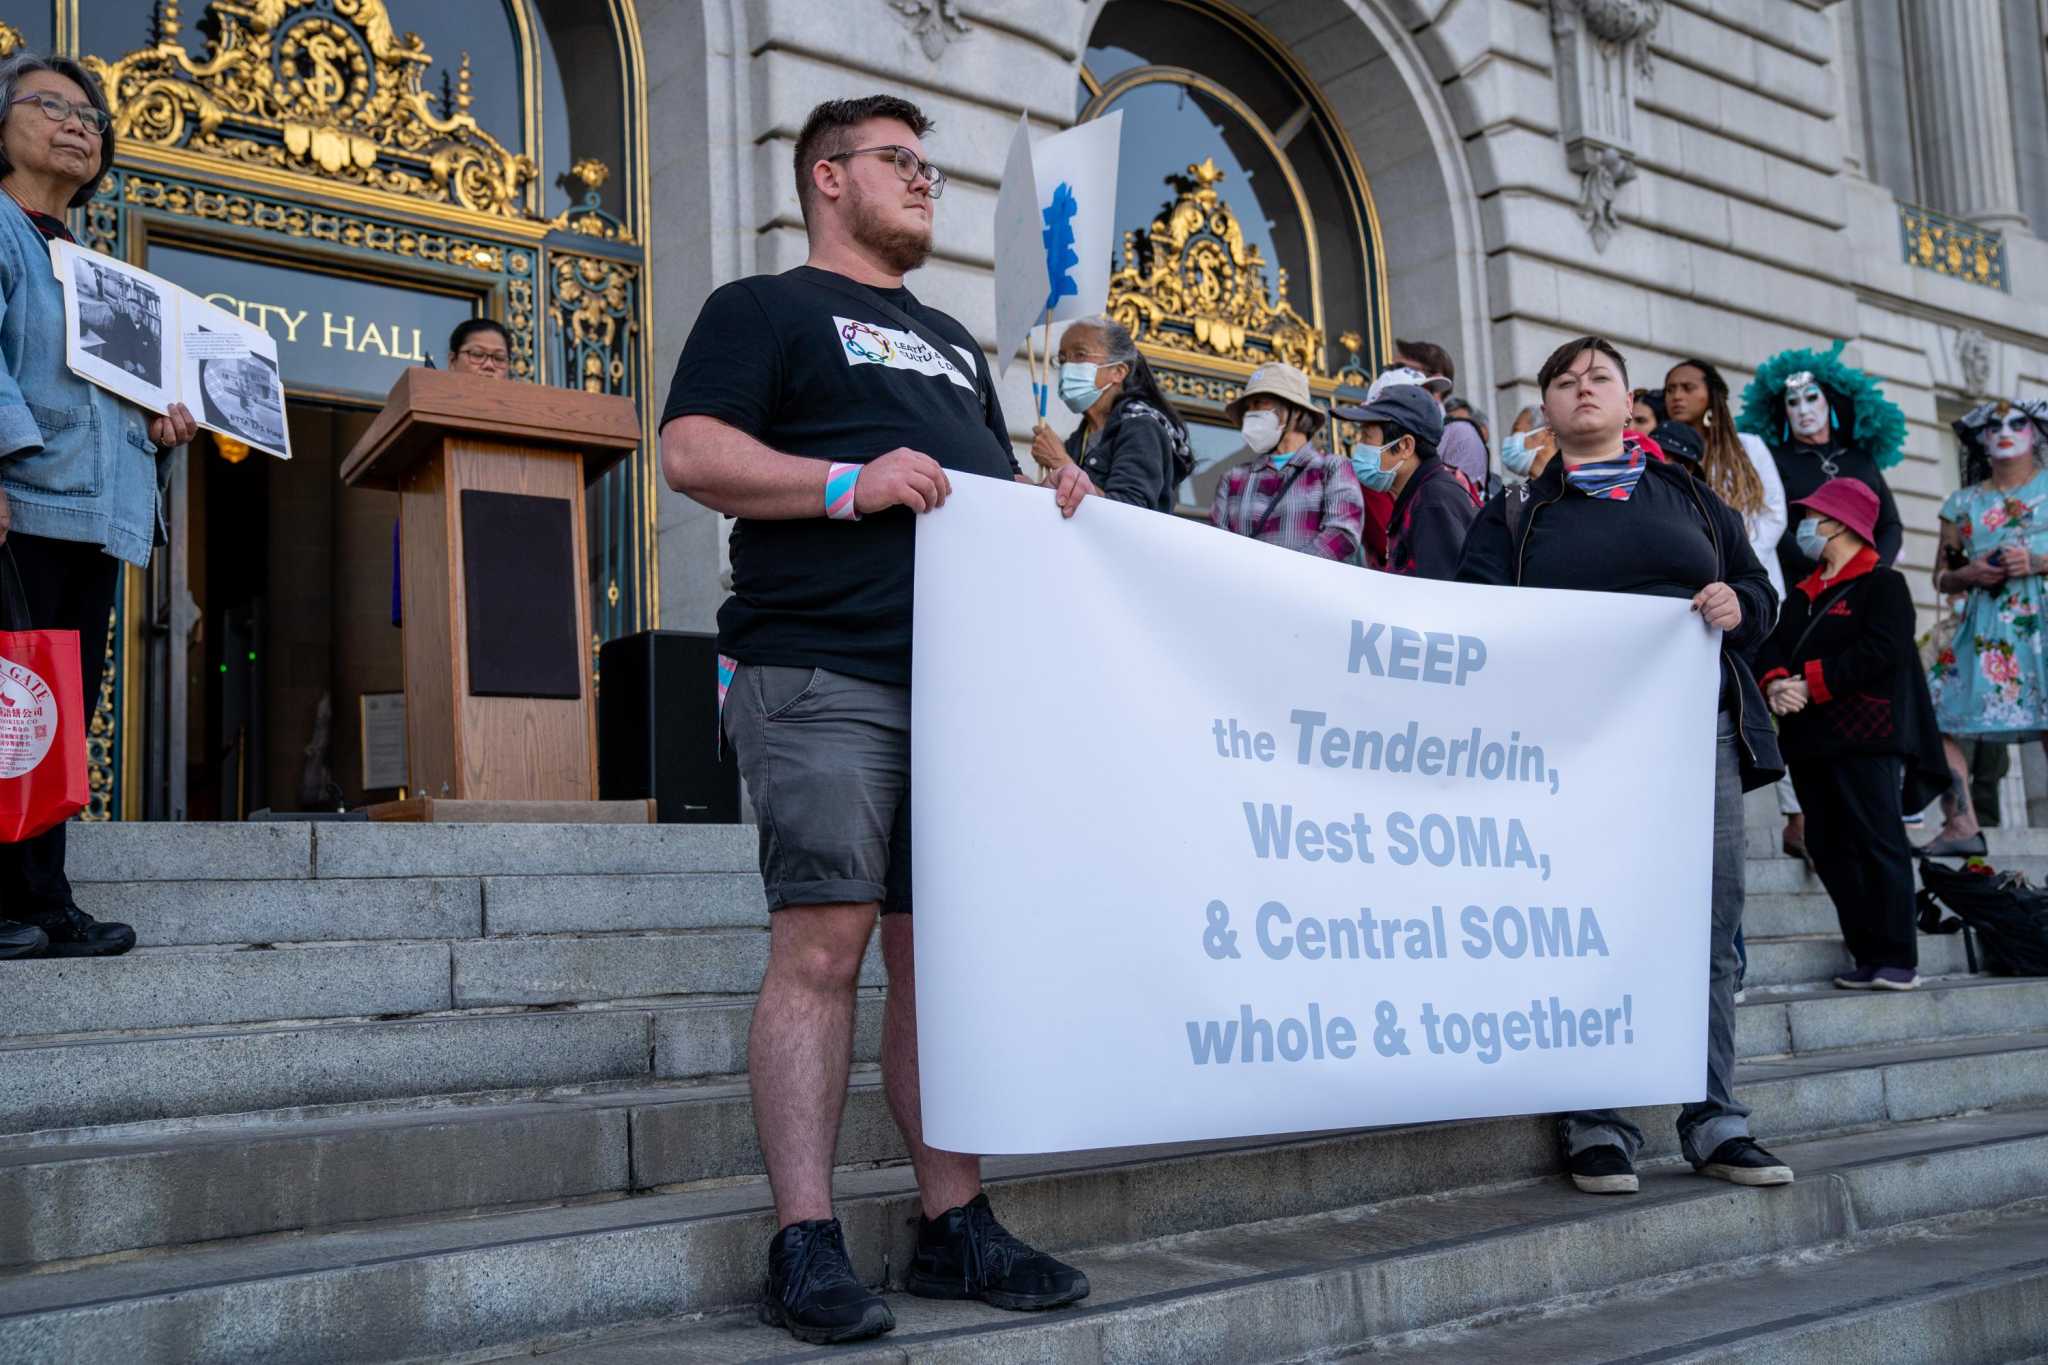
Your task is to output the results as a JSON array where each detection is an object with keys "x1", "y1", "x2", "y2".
[{"x1": 1791, "y1": 476, "x2": 1880, "y2": 545}]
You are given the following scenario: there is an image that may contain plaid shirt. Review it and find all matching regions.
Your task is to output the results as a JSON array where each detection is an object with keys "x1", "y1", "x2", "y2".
[{"x1": 1208, "y1": 448, "x2": 1365, "y2": 562}]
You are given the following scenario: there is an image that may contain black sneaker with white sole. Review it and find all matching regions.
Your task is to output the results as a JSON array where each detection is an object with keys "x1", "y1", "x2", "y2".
[
  {"x1": 0, "y1": 919, "x2": 47, "y2": 959},
  {"x1": 1699, "y1": 1136, "x2": 1794, "y2": 1186},
  {"x1": 1566, "y1": 1144, "x2": 1639, "y2": 1194},
  {"x1": 758, "y1": 1218, "x2": 894, "y2": 1345},
  {"x1": 906, "y1": 1193, "x2": 1090, "y2": 1310}
]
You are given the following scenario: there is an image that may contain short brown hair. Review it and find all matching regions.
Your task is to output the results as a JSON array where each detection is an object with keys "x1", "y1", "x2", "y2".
[
  {"x1": 1538, "y1": 336, "x2": 1629, "y2": 393},
  {"x1": 793, "y1": 95, "x2": 935, "y2": 225},
  {"x1": 1394, "y1": 338, "x2": 1454, "y2": 382}
]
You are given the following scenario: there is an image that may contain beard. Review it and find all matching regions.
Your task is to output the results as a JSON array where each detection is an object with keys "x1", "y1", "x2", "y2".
[{"x1": 847, "y1": 181, "x2": 934, "y2": 275}]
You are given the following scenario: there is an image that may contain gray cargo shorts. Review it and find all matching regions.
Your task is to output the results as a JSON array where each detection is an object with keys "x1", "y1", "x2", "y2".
[{"x1": 720, "y1": 663, "x2": 912, "y2": 914}]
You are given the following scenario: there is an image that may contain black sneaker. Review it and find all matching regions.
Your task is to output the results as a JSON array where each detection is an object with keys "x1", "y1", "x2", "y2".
[
  {"x1": 0, "y1": 919, "x2": 47, "y2": 959},
  {"x1": 1566, "y1": 1144, "x2": 1639, "y2": 1194},
  {"x1": 905, "y1": 1193, "x2": 1090, "y2": 1310},
  {"x1": 757, "y1": 1218, "x2": 893, "y2": 1345},
  {"x1": 1699, "y1": 1137, "x2": 1794, "y2": 1186},
  {"x1": 27, "y1": 904, "x2": 135, "y2": 958}
]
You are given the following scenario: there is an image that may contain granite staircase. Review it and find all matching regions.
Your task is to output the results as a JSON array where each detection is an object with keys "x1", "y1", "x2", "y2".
[{"x1": 0, "y1": 804, "x2": 2043, "y2": 1364}]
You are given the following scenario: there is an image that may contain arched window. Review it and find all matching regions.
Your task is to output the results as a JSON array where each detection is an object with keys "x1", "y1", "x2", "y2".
[{"x1": 1079, "y1": 0, "x2": 1386, "y2": 512}]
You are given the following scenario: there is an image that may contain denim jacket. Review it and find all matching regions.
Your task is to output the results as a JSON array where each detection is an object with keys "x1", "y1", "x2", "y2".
[{"x1": 0, "y1": 205, "x2": 162, "y2": 567}]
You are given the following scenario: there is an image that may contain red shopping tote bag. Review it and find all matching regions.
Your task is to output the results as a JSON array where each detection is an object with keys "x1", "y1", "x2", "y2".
[{"x1": 0, "y1": 545, "x2": 88, "y2": 842}]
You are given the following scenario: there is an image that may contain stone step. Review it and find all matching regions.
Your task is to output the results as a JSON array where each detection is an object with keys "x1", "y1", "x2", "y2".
[
  {"x1": 6, "y1": 1084, "x2": 2041, "y2": 1365},
  {"x1": 1740, "y1": 929, "x2": 1970, "y2": 988},
  {"x1": 2, "y1": 931, "x2": 885, "y2": 1043},
  {"x1": 10, "y1": 978, "x2": 2045, "y2": 1268},
  {"x1": 66, "y1": 872, "x2": 765, "y2": 948},
  {"x1": 0, "y1": 991, "x2": 886, "y2": 1137},
  {"x1": 1742, "y1": 891, "x2": 1841, "y2": 937},
  {"x1": 1735, "y1": 974, "x2": 2048, "y2": 1059},
  {"x1": 1749, "y1": 851, "x2": 2048, "y2": 893},
  {"x1": 63, "y1": 820, "x2": 759, "y2": 884},
  {"x1": 1348, "y1": 1211, "x2": 2048, "y2": 1365},
  {"x1": 520, "y1": 1135, "x2": 2048, "y2": 1365}
]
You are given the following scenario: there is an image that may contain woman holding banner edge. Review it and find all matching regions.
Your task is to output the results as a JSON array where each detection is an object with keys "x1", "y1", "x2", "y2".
[{"x1": 1457, "y1": 336, "x2": 1792, "y2": 1197}]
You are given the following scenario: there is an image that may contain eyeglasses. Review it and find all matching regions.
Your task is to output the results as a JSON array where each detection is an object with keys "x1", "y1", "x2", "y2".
[
  {"x1": 8, "y1": 93, "x2": 111, "y2": 136},
  {"x1": 455, "y1": 346, "x2": 510, "y2": 368},
  {"x1": 826, "y1": 144, "x2": 946, "y2": 199}
]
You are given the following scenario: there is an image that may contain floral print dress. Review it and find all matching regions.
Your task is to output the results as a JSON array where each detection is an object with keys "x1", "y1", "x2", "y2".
[{"x1": 1930, "y1": 470, "x2": 2048, "y2": 738}]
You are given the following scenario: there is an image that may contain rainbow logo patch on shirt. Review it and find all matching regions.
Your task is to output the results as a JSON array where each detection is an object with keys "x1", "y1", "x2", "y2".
[{"x1": 833, "y1": 316, "x2": 977, "y2": 394}]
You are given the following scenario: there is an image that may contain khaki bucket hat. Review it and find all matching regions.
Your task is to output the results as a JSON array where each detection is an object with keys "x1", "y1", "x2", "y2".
[{"x1": 1224, "y1": 362, "x2": 1324, "y2": 435}]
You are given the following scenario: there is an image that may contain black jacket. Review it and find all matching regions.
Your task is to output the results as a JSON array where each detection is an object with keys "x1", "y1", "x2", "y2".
[
  {"x1": 1755, "y1": 554, "x2": 1951, "y2": 811},
  {"x1": 1386, "y1": 457, "x2": 1478, "y2": 581},
  {"x1": 1457, "y1": 456, "x2": 1786, "y2": 791},
  {"x1": 1063, "y1": 398, "x2": 1192, "y2": 512}
]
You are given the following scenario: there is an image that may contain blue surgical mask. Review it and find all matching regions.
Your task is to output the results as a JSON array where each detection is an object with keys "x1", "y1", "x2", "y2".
[
  {"x1": 1795, "y1": 517, "x2": 1830, "y2": 561},
  {"x1": 1351, "y1": 441, "x2": 1399, "y2": 492},
  {"x1": 1057, "y1": 362, "x2": 1102, "y2": 413},
  {"x1": 1500, "y1": 430, "x2": 1535, "y2": 475}
]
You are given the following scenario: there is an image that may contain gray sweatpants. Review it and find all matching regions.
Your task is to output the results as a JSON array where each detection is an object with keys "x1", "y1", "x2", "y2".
[{"x1": 1562, "y1": 714, "x2": 1752, "y2": 1167}]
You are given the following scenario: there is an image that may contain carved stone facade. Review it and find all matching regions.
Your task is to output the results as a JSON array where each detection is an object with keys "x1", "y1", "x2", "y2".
[{"x1": 1548, "y1": 0, "x2": 1661, "y2": 251}]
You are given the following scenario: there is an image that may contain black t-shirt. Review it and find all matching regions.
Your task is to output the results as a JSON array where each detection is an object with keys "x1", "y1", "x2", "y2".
[{"x1": 659, "y1": 266, "x2": 1017, "y2": 684}]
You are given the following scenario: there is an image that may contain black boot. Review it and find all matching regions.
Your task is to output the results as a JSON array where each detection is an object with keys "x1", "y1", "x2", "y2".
[
  {"x1": 758, "y1": 1218, "x2": 894, "y2": 1345},
  {"x1": 26, "y1": 904, "x2": 135, "y2": 958},
  {"x1": 905, "y1": 1193, "x2": 1089, "y2": 1310},
  {"x1": 0, "y1": 919, "x2": 47, "y2": 959}
]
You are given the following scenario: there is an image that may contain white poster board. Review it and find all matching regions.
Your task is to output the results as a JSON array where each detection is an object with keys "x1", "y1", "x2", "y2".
[
  {"x1": 992, "y1": 114, "x2": 1045, "y2": 378},
  {"x1": 912, "y1": 477, "x2": 1718, "y2": 1154},
  {"x1": 1029, "y1": 112, "x2": 1122, "y2": 327},
  {"x1": 51, "y1": 240, "x2": 292, "y2": 460}
]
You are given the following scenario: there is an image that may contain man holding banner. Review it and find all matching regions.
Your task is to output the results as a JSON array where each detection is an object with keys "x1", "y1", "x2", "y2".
[
  {"x1": 658, "y1": 95, "x2": 1092, "y2": 1346},
  {"x1": 1458, "y1": 337, "x2": 1792, "y2": 1196}
]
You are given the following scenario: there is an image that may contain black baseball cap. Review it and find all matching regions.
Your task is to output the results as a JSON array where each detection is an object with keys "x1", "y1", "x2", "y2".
[
  {"x1": 1650, "y1": 420, "x2": 1704, "y2": 468},
  {"x1": 1333, "y1": 384, "x2": 1445, "y2": 445}
]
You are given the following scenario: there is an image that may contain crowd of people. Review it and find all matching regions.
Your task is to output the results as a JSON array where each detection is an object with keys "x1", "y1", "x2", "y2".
[{"x1": 6, "y1": 56, "x2": 2030, "y2": 1347}]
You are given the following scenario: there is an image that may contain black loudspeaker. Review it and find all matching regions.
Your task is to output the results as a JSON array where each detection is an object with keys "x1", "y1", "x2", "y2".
[{"x1": 598, "y1": 630, "x2": 741, "y2": 823}]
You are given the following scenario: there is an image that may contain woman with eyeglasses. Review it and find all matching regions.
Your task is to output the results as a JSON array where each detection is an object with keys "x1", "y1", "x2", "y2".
[
  {"x1": 1922, "y1": 399, "x2": 2048, "y2": 856},
  {"x1": 0, "y1": 53, "x2": 197, "y2": 961}
]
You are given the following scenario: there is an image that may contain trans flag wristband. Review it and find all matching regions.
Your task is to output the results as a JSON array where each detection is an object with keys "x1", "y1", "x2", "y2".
[{"x1": 826, "y1": 462, "x2": 862, "y2": 521}]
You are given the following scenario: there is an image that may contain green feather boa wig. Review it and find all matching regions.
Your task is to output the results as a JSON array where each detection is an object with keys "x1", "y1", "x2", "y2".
[{"x1": 1735, "y1": 340, "x2": 1907, "y2": 469}]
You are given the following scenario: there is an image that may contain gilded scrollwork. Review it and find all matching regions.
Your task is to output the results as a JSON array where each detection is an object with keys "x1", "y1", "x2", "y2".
[
  {"x1": 1106, "y1": 159, "x2": 1326, "y2": 376},
  {"x1": 83, "y1": 0, "x2": 537, "y2": 219},
  {"x1": 551, "y1": 253, "x2": 639, "y2": 395},
  {"x1": 549, "y1": 159, "x2": 633, "y2": 244},
  {"x1": 0, "y1": 21, "x2": 24, "y2": 58},
  {"x1": 84, "y1": 609, "x2": 117, "y2": 822}
]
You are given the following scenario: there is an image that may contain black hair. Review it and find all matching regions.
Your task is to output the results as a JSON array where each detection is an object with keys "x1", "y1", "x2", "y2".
[
  {"x1": 0, "y1": 52, "x2": 117, "y2": 208},
  {"x1": 793, "y1": 94, "x2": 935, "y2": 225},
  {"x1": 1631, "y1": 388, "x2": 1667, "y2": 424},
  {"x1": 447, "y1": 317, "x2": 513, "y2": 360}
]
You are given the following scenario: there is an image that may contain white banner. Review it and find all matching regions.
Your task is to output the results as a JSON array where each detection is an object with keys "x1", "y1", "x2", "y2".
[{"x1": 913, "y1": 477, "x2": 1719, "y2": 1154}]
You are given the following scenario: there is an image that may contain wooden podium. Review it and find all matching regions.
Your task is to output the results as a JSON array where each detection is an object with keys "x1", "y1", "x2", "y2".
[{"x1": 341, "y1": 368, "x2": 642, "y2": 817}]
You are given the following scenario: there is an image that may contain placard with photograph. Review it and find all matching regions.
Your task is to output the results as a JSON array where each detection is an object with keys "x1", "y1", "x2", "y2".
[{"x1": 49, "y1": 241, "x2": 292, "y2": 460}]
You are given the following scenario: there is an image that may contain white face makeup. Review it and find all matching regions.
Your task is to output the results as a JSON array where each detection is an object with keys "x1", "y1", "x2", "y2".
[
  {"x1": 1988, "y1": 409, "x2": 2038, "y2": 462},
  {"x1": 1785, "y1": 379, "x2": 1830, "y2": 441}
]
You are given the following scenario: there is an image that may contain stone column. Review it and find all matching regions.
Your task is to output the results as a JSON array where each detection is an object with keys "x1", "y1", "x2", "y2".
[{"x1": 1907, "y1": 0, "x2": 2030, "y2": 231}]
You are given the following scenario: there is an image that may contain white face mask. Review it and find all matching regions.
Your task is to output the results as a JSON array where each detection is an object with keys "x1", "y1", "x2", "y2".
[
  {"x1": 1241, "y1": 409, "x2": 1284, "y2": 455},
  {"x1": 1989, "y1": 411, "x2": 2038, "y2": 462},
  {"x1": 1786, "y1": 383, "x2": 1830, "y2": 440}
]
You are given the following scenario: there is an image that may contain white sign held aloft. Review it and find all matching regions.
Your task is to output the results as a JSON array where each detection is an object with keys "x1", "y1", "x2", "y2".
[
  {"x1": 991, "y1": 112, "x2": 1128, "y2": 382},
  {"x1": 912, "y1": 477, "x2": 1718, "y2": 1154}
]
